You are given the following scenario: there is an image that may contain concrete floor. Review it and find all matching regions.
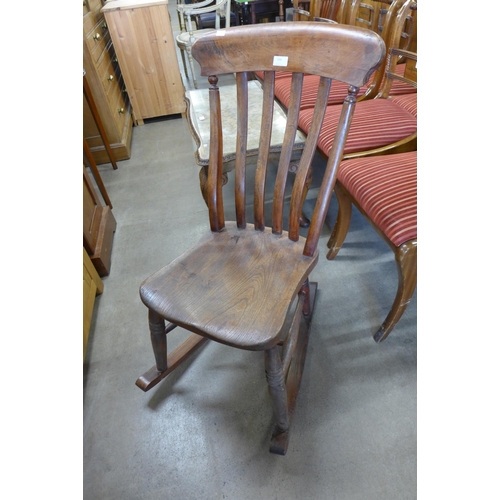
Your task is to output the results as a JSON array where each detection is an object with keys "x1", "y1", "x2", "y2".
[{"x1": 83, "y1": 5, "x2": 416, "y2": 499}]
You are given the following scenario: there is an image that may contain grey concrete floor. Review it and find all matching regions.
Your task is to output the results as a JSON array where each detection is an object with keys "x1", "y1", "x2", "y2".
[{"x1": 83, "y1": 5, "x2": 416, "y2": 499}]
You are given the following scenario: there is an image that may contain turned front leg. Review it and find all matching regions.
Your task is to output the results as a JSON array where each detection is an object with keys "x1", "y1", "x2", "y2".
[
  {"x1": 265, "y1": 346, "x2": 289, "y2": 433},
  {"x1": 148, "y1": 309, "x2": 167, "y2": 372}
]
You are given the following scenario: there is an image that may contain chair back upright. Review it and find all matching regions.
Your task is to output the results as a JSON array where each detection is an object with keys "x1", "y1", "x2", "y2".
[{"x1": 191, "y1": 22, "x2": 385, "y2": 257}]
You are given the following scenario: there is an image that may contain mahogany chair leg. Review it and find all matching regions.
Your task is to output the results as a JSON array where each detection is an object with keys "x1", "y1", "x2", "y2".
[
  {"x1": 373, "y1": 240, "x2": 417, "y2": 343},
  {"x1": 326, "y1": 183, "x2": 352, "y2": 260}
]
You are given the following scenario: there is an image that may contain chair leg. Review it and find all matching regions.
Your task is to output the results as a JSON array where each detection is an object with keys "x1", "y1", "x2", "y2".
[
  {"x1": 326, "y1": 182, "x2": 352, "y2": 260},
  {"x1": 149, "y1": 309, "x2": 167, "y2": 372},
  {"x1": 373, "y1": 240, "x2": 417, "y2": 343},
  {"x1": 268, "y1": 281, "x2": 317, "y2": 455},
  {"x1": 179, "y1": 47, "x2": 189, "y2": 80},
  {"x1": 136, "y1": 310, "x2": 208, "y2": 392},
  {"x1": 265, "y1": 346, "x2": 290, "y2": 434}
]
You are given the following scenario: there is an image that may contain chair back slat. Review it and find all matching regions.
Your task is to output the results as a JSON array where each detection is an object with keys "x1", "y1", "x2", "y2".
[
  {"x1": 272, "y1": 72, "x2": 304, "y2": 235},
  {"x1": 207, "y1": 79, "x2": 224, "y2": 232},
  {"x1": 303, "y1": 85, "x2": 358, "y2": 256},
  {"x1": 289, "y1": 76, "x2": 332, "y2": 241},
  {"x1": 192, "y1": 22, "x2": 385, "y2": 256},
  {"x1": 254, "y1": 71, "x2": 276, "y2": 231},
  {"x1": 235, "y1": 72, "x2": 249, "y2": 229}
]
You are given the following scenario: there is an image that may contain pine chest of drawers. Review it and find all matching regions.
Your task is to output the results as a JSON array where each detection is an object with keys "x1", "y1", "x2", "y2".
[{"x1": 101, "y1": 0, "x2": 186, "y2": 125}]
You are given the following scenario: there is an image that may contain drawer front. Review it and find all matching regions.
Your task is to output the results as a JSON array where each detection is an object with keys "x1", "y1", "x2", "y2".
[
  {"x1": 85, "y1": 18, "x2": 111, "y2": 65},
  {"x1": 109, "y1": 78, "x2": 129, "y2": 132},
  {"x1": 95, "y1": 39, "x2": 114, "y2": 76},
  {"x1": 98, "y1": 53, "x2": 122, "y2": 98}
]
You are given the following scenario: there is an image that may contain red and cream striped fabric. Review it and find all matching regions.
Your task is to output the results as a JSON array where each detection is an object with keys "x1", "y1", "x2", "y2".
[
  {"x1": 260, "y1": 63, "x2": 415, "y2": 111},
  {"x1": 337, "y1": 151, "x2": 417, "y2": 247},
  {"x1": 298, "y1": 98, "x2": 417, "y2": 156},
  {"x1": 390, "y1": 93, "x2": 417, "y2": 117},
  {"x1": 275, "y1": 74, "x2": 371, "y2": 110}
]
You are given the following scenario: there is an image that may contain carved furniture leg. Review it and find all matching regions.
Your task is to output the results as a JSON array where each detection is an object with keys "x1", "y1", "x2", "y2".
[
  {"x1": 149, "y1": 309, "x2": 167, "y2": 372},
  {"x1": 373, "y1": 240, "x2": 417, "y2": 343},
  {"x1": 136, "y1": 310, "x2": 208, "y2": 392},
  {"x1": 326, "y1": 183, "x2": 352, "y2": 260}
]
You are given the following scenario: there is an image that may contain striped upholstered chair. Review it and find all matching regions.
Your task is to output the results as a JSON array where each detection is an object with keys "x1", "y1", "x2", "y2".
[
  {"x1": 326, "y1": 151, "x2": 417, "y2": 342},
  {"x1": 297, "y1": 0, "x2": 417, "y2": 161},
  {"x1": 255, "y1": 0, "x2": 416, "y2": 113}
]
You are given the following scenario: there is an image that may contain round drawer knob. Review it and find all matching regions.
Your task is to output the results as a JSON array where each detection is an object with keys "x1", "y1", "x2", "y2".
[
  {"x1": 107, "y1": 75, "x2": 114, "y2": 81},
  {"x1": 118, "y1": 108, "x2": 125, "y2": 114},
  {"x1": 93, "y1": 33, "x2": 100, "y2": 41}
]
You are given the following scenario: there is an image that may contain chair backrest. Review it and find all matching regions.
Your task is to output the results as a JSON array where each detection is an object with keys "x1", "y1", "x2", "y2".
[
  {"x1": 357, "y1": 0, "x2": 416, "y2": 99},
  {"x1": 292, "y1": 0, "x2": 347, "y2": 23},
  {"x1": 191, "y1": 22, "x2": 385, "y2": 257},
  {"x1": 377, "y1": 0, "x2": 417, "y2": 98}
]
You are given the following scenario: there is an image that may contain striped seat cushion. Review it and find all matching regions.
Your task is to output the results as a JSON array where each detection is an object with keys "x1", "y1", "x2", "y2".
[
  {"x1": 298, "y1": 98, "x2": 417, "y2": 156},
  {"x1": 275, "y1": 74, "x2": 371, "y2": 110},
  {"x1": 272, "y1": 63, "x2": 414, "y2": 111},
  {"x1": 337, "y1": 151, "x2": 417, "y2": 247},
  {"x1": 390, "y1": 93, "x2": 417, "y2": 117}
]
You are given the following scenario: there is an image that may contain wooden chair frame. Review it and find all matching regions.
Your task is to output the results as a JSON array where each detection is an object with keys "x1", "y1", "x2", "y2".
[{"x1": 136, "y1": 22, "x2": 385, "y2": 455}]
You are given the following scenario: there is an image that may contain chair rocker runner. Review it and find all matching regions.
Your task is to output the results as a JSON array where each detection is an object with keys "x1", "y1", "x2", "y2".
[{"x1": 135, "y1": 22, "x2": 385, "y2": 455}]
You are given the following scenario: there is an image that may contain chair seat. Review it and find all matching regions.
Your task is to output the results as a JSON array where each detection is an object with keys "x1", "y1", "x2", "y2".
[
  {"x1": 176, "y1": 28, "x2": 217, "y2": 48},
  {"x1": 140, "y1": 222, "x2": 318, "y2": 350},
  {"x1": 338, "y1": 151, "x2": 417, "y2": 247},
  {"x1": 298, "y1": 97, "x2": 417, "y2": 156}
]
